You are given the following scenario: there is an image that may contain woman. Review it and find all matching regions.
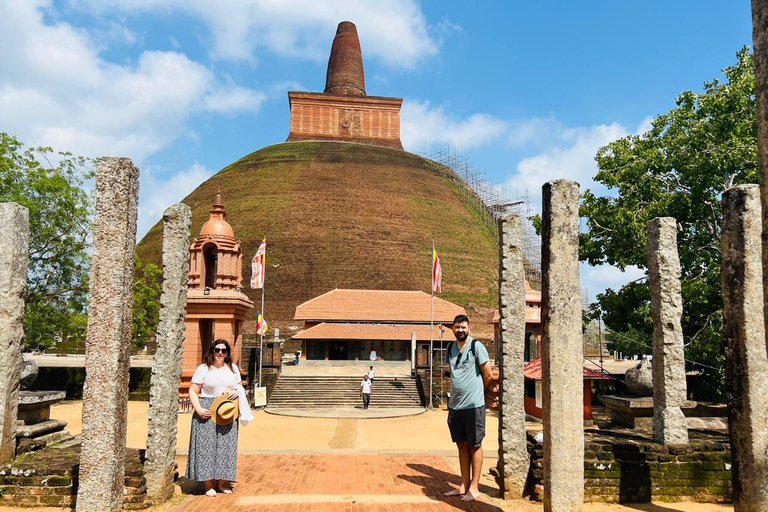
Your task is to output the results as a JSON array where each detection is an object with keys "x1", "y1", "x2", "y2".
[{"x1": 187, "y1": 339, "x2": 252, "y2": 496}]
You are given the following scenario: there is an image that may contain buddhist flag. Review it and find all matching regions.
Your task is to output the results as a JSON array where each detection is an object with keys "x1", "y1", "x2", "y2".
[
  {"x1": 432, "y1": 247, "x2": 442, "y2": 293},
  {"x1": 256, "y1": 311, "x2": 268, "y2": 335},
  {"x1": 251, "y1": 238, "x2": 266, "y2": 289}
]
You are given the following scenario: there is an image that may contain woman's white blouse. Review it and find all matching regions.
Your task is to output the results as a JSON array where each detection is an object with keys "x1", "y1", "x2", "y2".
[{"x1": 191, "y1": 364, "x2": 243, "y2": 397}]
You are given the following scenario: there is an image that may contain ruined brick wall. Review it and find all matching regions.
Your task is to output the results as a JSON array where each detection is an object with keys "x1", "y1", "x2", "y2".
[
  {"x1": 527, "y1": 431, "x2": 732, "y2": 503},
  {"x1": 287, "y1": 92, "x2": 403, "y2": 149}
]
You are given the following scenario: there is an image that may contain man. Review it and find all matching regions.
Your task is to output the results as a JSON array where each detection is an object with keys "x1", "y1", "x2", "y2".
[
  {"x1": 444, "y1": 314, "x2": 492, "y2": 502},
  {"x1": 368, "y1": 365, "x2": 375, "y2": 382},
  {"x1": 360, "y1": 374, "x2": 372, "y2": 409}
]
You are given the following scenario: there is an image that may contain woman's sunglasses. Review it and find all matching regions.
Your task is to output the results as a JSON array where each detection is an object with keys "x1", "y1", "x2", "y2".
[{"x1": 213, "y1": 347, "x2": 228, "y2": 354}]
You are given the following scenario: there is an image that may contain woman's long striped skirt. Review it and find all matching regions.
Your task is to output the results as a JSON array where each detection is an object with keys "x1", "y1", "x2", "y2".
[{"x1": 186, "y1": 397, "x2": 239, "y2": 481}]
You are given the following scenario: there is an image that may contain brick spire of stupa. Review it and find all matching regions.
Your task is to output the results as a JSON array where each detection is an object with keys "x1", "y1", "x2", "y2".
[{"x1": 324, "y1": 21, "x2": 366, "y2": 96}]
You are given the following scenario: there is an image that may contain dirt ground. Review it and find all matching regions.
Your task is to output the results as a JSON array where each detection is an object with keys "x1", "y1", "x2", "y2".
[{"x1": 0, "y1": 401, "x2": 733, "y2": 512}]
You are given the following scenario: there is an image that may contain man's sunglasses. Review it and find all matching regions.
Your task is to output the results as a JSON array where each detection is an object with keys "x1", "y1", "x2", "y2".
[{"x1": 213, "y1": 348, "x2": 228, "y2": 354}]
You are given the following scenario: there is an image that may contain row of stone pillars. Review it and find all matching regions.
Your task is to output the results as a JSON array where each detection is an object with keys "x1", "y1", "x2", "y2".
[
  {"x1": 495, "y1": 179, "x2": 768, "y2": 510},
  {"x1": 0, "y1": 157, "x2": 193, "y2": 512}
]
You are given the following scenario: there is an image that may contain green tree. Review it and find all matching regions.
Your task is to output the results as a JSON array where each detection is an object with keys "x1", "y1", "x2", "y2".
[
  {"x1": 132, "y1": 256, "x2": 162, "y2": 349},
  {"x1": 580, "y1": 48, "x2": 757, "y2": 397},
  {"x1": 0, "y1": 133, "x2": 93, "y2": 348}
]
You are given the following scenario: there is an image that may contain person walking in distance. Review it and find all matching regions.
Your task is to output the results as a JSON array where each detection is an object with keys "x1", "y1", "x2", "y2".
[
  {"x1": 368, "y1": 365, "x2": 375, "y2": 383},
  {"x1": 360, "y1": 374, "x2": 372, "y2": 409},
  {"x1": 444, "y1": 315, "x2": 492, "y2": 502}
]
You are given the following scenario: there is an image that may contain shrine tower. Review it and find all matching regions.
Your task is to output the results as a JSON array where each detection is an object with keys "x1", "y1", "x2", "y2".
[
  {"x1": 180, "y1": 192, "x2": 254, "y2": 392},
  {"x1": 286, "y1": 21, "x2": 403, "y2": 149}
]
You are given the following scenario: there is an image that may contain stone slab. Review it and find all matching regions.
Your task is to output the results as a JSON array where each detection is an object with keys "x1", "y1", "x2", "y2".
[{"x1": 16, "y1": 419, "x2": 67, "y2": 438}]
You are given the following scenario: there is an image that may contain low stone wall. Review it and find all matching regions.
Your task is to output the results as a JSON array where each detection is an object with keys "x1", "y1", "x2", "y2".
[
  {"x1": 528, "y1": 430, "x2": 732, "y2": 503},
  {"x1": 0, "y1": 446, "x2": 153, "y2": 509}
]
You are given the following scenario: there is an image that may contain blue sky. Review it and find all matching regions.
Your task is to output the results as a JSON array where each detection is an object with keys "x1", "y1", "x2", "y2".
[{"x1": 0, "y1": 1, "x2": 752, "y2": 300}]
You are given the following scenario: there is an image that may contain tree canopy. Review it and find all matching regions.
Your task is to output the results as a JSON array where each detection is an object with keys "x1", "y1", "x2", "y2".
[
  {"x1": 0, "y1": 133, "x2": 93, "y2": 348},
  {"x1": 580, "y1": 47, "x2": 757, "y2": 396}
]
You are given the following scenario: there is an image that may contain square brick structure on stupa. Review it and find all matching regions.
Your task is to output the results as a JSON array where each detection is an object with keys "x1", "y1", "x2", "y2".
[{"x1": 286, "y1": 21, "x2": 403, "y2": 150}]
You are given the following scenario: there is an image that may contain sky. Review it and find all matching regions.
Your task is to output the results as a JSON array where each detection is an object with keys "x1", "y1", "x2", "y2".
[{"x1": 0, "y1": 0, "x2": 753, "y2": 301}]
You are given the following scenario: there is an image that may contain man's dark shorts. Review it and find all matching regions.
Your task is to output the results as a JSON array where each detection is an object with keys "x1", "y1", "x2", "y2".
[{"x1": 447, "y1": 406, "x2": 486, "y2": 447}]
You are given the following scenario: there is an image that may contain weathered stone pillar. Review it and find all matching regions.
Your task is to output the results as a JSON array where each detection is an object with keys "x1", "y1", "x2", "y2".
[
  {"x1": 144, "y1": 204, "x2": 191, "y2": 502},
  {"x1": 0, "y1": 204, "x2": 29, "y2": 464},
  {"x1": 77, "y1": 158, "x2": 139, "y2": 512},
  {"x1": 646, "y1": 218, "x2": 689, "y2": 446},
  {"x1": 751, "y1": 0, "x2": 768, "y2": 348},
  {"x1": 496, "y1": 214, "x2": 529, "y2": 498},
  {"x1": 541, "y1": 180, "x2": 583, "y2": 512},
  {"x1": 721, "y1": 184, "x2": 768, "y2": 512}
]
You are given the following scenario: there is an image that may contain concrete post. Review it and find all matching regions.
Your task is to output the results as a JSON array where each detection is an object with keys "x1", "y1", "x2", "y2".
[
  {"x1": 0, "y1": 204, "x2": 29, "y2": 464},
  {"x1": 646, "y1": 218, "x2": 689, "y2": 446},
  {"x1": 496, "y1": 214, "x2": 529, "y2": 498},
  {"x1": 77, "y1": 158, "x2": 139, "y2": 512},
  {"x1": 144, "y1": 204, "x2": 192, "y2": 502},
  {"x1": 721, "y1": 184, "x2": 768, "y2": 512},
  {"x1": 541, "y1": 180, "x2": 583, "y2": 512}
]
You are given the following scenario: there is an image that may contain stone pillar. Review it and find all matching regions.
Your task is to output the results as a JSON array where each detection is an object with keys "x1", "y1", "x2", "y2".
[
  {"x1": 77, "y1": 157, "x2": 139, "y2": 512},
  {"x1": 144, "y1": 204, "x2": 191, "y2": 502},
  {"x1": 541, "y1": 180, "x2": 583, "y2": 512},
  {"x1": 496, "y1": 214, "x2": 529, "y2": 498},
  {"x1": 646, "y1": 218, "x2": 689, "y2": 446},
  {"x1": 721, "y1": 184, "x2": 768, "y2": 511},
  {"x1": 0, "y1": 204, "x2": 29, "y2": 464}
]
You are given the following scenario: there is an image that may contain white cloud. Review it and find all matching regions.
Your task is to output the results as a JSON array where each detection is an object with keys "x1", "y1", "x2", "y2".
[
  {"x1": 400, "y1": 100, "x2": 509, "y2": 152},
  {"x1": 581, "y1": 263, "x2": 646, "y2": 302},
  {"x1": 68, "y1": 0, "x2": 442, "y2": 69},
  {"x1": 137, "y1": 163, "x2": 214, "y2": 238},
  {"x1": 503, "y1": 121, "x2": 629, "y2": 205},
  {"x1": 0, "y1": 0, "x2": 264, "y2": 162},
  {"x1": 636, "y1": 115, "x2": 654, "y2": 135}
]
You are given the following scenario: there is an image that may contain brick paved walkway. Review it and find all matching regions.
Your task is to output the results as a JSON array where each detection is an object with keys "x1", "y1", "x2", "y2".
[{"x1": 171, "y1": 454, "x2": 509, "y2": 512}]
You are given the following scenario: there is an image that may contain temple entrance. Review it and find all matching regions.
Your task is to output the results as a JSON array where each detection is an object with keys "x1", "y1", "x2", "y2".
[{"x1": 329, "y1": 341, "x2": 353, "y2": 360}]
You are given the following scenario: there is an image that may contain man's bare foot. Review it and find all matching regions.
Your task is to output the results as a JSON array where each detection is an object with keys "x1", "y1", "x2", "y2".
[
  {"x1": 444, "y1": 486, "x2": 466, "y2": 496},
  {"x1": 461, "y1": 490, "x2": 481, "y2": 502}
]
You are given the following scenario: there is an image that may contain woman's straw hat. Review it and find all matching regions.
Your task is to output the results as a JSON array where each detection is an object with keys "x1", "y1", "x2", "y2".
[{"x1": 210, "y1": 392, "x2": 239, "y2": 425}]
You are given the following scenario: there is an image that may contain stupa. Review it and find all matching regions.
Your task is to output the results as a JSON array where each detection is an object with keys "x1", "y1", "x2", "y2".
[{"x1": 286, "y1": 21, "x2": 403, "y2": 149}]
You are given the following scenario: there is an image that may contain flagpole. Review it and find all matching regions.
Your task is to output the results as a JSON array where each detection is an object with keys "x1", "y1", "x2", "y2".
[
  {"x1": 259, "y1": 286, "x2": 264, "y2": 388},
  {"x1": 429, "y1": 241, "x2": 434, "y2": 411}
]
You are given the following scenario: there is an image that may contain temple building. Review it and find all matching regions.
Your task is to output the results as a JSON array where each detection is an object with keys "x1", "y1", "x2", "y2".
[
  {"x1": 286, "y1": 21, "x2": 403, "y2": 149},
  {"x1": 180, "y1": 193, "x2": 254, "y2": 393},
  {"x1": 292, "y1": 289, "x2": 464, "y2": 361}
]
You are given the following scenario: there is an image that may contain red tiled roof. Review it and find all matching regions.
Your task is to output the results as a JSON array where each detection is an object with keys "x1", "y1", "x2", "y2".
[
  {"x1": 523, "y1": 358, "x2": 612, "y2": 380},
  {"x1": 292, "y1": 322, "x2": 457, "y2": 342},
  {"x1": 294, "y1": 289, "x2": 466, "y2": 323}
]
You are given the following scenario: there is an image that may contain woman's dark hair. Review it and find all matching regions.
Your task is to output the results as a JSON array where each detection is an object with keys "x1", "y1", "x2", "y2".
[{"x1": 205, "y1": 339, "x2": 234, "y2": 371}]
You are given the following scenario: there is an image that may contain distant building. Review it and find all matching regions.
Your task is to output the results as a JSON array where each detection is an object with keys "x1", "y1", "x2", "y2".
[
  {"x1": 292, "y1": 289, "x2": 464, "y2": 361},
  {"x1": 487, "y1": 280, "x2": 543, "y2": 362}
]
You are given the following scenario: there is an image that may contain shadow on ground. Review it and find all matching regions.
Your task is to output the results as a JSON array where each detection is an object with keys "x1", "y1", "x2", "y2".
[{"x1": 399, "y1": 462, "x2": 504, "y2": 511}]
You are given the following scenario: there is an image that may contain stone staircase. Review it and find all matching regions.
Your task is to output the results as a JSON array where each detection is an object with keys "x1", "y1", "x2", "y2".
[{"x1": 267, "y1": 376, "x2": 423, "y2": 409}]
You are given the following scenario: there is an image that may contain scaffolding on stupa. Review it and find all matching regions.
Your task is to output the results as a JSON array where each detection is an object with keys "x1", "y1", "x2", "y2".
[{"x1": 422, "y1": 143, "x2": 542, "y2": 288}]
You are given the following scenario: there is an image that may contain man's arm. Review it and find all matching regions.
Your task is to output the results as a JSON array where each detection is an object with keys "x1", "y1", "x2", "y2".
[{"x1": 479, "y1": 361, "x2": 493, "y2": 393}]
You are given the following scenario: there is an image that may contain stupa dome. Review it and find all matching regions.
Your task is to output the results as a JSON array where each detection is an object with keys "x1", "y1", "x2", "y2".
[{"x1": 199, "y1": 192, "x2": 234, "y2": 238}]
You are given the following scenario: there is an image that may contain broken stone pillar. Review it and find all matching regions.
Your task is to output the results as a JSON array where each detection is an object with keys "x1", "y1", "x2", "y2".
[
  {"x1": 0, "y1": 203, "x2": 29, "y2": 464},
  {"x1": 144, "y1": 203, "x2": 191, "y2": 502},
  {"x1": 77, "y1": 158, "x2": 139, "y2": 512},
  {"x1": 541, "y1": 180, "x2": 583, "y2": 512},
  {"x1": 721, "y1": 184, "x2": 768, "y2": 511},
  {"x1": 646, "y1": 217, "x2": 689, "y2": 446},
  {"x1": 496, "y1": 214, "x2": 529, "y2": 498}
]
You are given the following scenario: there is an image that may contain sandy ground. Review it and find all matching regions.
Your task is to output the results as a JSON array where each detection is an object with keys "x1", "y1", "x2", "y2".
[{"x1": 2, "y1": 401, "x2": 732, "y2": 512}]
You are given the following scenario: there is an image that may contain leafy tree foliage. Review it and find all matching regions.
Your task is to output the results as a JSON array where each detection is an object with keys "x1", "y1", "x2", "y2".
[
  {"x1": 132, "y1": 256, "x2": 162, "y2": 350},
  {"x1": 580, "y1": 48, "x2": 757, "y2": 396},
  {"x1": 0, "y1": 133, "x2": 92, "y2": 348}
]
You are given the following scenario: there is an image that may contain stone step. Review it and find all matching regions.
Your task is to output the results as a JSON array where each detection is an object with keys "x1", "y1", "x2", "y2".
[{"x1": 269, "y1": 375, "x2": 423, "y2": 409}]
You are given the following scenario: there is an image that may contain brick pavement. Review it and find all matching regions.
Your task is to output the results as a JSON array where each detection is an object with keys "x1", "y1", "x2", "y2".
[{"x1": 171, "y1": 454, "x2": 509, "y2": 512}]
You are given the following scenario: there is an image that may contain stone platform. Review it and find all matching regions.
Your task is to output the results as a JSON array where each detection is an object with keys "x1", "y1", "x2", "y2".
[{"x1": 602, "y1": 396, "x2": 697, "y2": 429}]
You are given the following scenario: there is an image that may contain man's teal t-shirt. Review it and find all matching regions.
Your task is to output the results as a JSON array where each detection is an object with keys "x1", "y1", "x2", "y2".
[{"x1": 445, "y1": 337, "x2": 489, "y2": 410}]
